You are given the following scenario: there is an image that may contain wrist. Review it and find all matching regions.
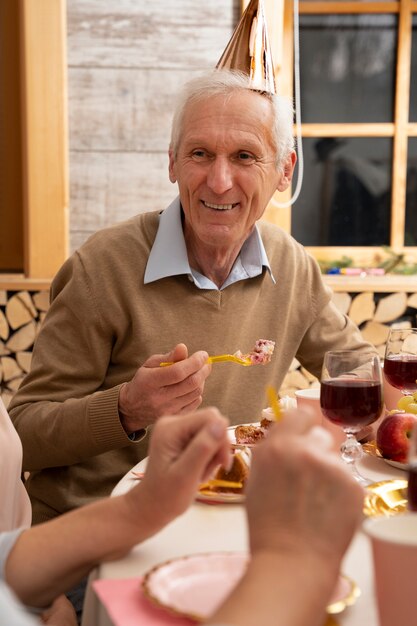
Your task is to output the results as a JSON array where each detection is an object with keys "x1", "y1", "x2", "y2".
[
  {"x1": 121, "y1": 483, "x2": 171, "y2": 540},
  {"x1": 251, "y1": 548, "x2": 339, "y2": 611},
  {"x1": 251, "y1": 546, "x2": 340, "y2": 592},
  {"x1": 118, "y1": 383, "x2": 139, "y2": 434}
]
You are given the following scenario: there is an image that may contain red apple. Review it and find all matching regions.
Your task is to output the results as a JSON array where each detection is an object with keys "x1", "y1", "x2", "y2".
[{"x1": 376, "y1": 412, "x2": 417, "y2": 463}]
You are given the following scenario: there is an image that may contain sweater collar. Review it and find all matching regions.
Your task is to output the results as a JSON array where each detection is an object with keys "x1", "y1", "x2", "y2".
[{"x1": 144, "y1": 197, "x2": 275, "y2": 290}]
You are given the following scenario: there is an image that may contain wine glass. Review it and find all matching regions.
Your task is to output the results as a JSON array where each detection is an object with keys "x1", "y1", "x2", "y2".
[
  {"x1": 320, "y1": 350, "x2": 383, "y2": 485},
  {"x1": 384, "y1": 328, "x2": 417, "y2": 404}
]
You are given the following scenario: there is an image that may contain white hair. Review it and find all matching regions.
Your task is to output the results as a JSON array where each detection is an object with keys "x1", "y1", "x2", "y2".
[{"x1": 170, "y1": 69, "x2": 294, "y2": 172}]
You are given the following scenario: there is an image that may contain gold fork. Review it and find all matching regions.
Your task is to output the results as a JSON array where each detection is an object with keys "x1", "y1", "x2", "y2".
[{"x1": 160, "y1": 354, "x2": 252, "y2": 367}]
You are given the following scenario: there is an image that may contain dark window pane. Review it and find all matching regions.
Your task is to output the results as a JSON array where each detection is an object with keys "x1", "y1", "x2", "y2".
[
  {"x1": 299, "y1": 15, "x2": 397, "y2": 123},
  {"x1": 292, "y1": 137, "x2": 392, "y2": 246},
  {"x1": 410, "y1": 16, "x2": 417, "y2": 121},
  {"x1": 405, "y1": 138, "x2": 417, "y2": 246}
]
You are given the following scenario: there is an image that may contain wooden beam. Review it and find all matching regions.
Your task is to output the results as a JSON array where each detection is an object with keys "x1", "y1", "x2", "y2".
[
  {"x1": 0, "y1": 275, "x2": 51, "y2": 291},
  {"x1": 307, "y1": 245, "x2": 417, "y2": 261},
  {"x1": 0, "y1": 0, "x2": 24, "y2": 271},
  {"x1": 261, "y1": 0, "x2": 293, "y2": 230},
  {"x1": 19, "y1": 0, "x2": 68, "y2": 279},
  {"x1": 301, "y1": 124, "x2": 395, "y2": 137},
  {"x1": 300, "y1": 2, "x2": 400, "y2": 13},
  {"x1": 324, "y1": 274, "x2": 417, "y2": 293},
  {"x1": 390, "y1": 0, "x2": 412, "y2": 248}
]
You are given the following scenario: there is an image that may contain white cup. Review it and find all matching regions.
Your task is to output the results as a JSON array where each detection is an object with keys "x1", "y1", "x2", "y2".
[
  {"x1": 363, "y1": 514, "x2": 417, "y2": 626},
  {"x1": 295, "y1": 386, "x2": 345, "y2": 451}
]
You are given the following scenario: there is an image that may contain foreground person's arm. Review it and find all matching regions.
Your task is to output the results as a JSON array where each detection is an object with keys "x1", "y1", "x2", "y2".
[
  {"x1": 208, "y1": 412, "x2": 364, "y2": 626},
  {"x1": 5, "y1": 408, "x2": 230, "y2": 608}
]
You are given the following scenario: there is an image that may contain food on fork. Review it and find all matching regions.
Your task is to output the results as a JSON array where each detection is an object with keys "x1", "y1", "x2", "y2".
[
  {"x1": 234, "y1": 339, "x2": 275, "y2": 365},
  {"x1": 199, "y1": 448, "x2": 251, "y2": 494}
]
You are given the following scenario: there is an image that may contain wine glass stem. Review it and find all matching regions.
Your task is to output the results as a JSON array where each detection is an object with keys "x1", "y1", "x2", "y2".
[{"x1": 341, "y1": 433, "x2": 370, "y2": 486}]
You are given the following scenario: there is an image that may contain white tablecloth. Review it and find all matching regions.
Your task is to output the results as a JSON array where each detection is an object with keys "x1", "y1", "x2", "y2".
[{"x1": 82, "y1": 452, "x2": 405, "y2": 626}]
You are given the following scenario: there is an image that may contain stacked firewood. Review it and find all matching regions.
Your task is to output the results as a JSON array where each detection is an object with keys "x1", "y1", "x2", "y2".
[
  {"x1": 1, "y1": 289, "x2": 417, "y2": 406},
  {"x1": 279, "y1": 290, "x2": 417, "y2": 397},
  {"x1": 0, "y1": 289, "x2": 49, "y2": 408}
]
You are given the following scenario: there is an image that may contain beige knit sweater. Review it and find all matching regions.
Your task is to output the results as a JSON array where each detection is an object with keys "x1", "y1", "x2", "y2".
[{"x1": 9, "y1": 210, "x2": 368, "y2": 522}]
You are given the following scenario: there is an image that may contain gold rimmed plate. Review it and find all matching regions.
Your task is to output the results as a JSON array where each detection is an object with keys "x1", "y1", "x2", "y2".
[
  {"x1": 196, "y1": 489, "x2": 245, "y2": 505},
  {"x1": 142, "y1": 552, "x2": 360, "y2": 621},
  {"x1": 363, "y1": 478, "x2": 408, "y2": 517}
]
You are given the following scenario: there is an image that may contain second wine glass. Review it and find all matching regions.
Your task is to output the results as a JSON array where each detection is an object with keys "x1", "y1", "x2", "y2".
[
  {"x1": 320, "y1": 350, "x2": 383, "y2": 485},
  {"x1": 384, "y1": 328, "x2": 417, "y2": 401}
]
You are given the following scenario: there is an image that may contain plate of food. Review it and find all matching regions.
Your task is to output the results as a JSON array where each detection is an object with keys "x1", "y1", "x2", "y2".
[
  {"x1": 142, "y1": 552, "x2": 360, "y2": 620},
  {"x1": 128, "y1": 448, "x2": 250, "y2": 505},
  {"x1": 384, "y1": 458, "x2": 409, "y2": 470},
  {"x1": 229, "y1": 398, "x2": 297, "y2": 448},
  {"x1": 196, "y1": 447, "x2": 251, "y2": 504},
  {"x1": 362, "y1": 441, "x2": 408, "y2": 471}
]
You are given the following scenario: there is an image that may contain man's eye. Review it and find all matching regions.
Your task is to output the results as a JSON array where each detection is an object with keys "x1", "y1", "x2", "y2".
[
  {"x1": 192, "y1": 150, "x2": 206, "y2": 159},
  {"x1": 237, "y1": 152, "x2": 254, "y2": 162}
]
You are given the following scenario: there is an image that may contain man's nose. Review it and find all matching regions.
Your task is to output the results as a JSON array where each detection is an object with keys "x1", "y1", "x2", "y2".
[{"x1": 206, "y1": 157, "x2": 233, "y2": 194}]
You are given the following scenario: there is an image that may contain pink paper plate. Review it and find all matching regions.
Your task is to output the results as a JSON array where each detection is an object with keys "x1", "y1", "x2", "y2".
[{"x1": 142, "y1": 552, "x2": 360, "y2": 621}]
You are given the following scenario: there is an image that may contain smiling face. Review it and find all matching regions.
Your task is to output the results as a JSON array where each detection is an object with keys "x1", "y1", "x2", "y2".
[{"x1": 169, "y1": 90, "x2": 295, "y2": 263}]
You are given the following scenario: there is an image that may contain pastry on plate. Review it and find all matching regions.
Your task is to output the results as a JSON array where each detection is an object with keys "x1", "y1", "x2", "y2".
[{"x1": 199, "y1": 448, "x2": 251, "y2": 494}]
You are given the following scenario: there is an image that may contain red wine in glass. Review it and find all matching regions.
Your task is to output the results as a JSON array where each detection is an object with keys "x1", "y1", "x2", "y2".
[
  {"x1": 320, "y1": 379, "x2": 383, "y2": 430},
  {"x1": 321, "y1": 350, "x2": 382, "y2": 485},
  {"x1": 384, "y1": 356, "x2": 417, "y2": 395}
]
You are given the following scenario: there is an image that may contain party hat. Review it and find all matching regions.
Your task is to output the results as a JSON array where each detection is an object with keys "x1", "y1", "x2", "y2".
[{"x1": 216, "y1": 0, "x2": 276, "y2": 94}]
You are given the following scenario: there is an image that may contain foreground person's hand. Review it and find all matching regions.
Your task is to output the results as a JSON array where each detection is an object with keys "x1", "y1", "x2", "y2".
[
  {"x1": 40, "y1": 594, "x2": 77, "y2": 626},
  {"x1": 208, "y1": 410, "x2": 364, "y2": 626},
  {"x1": 125, "y1": 407, "x2": 231, "y2": 529},
  {"x1": 246, "y1": 412, "x2": 364, "y2": 570},
  {"x1": 118, "y1": 343, "x2": 212, "y2": 433}
]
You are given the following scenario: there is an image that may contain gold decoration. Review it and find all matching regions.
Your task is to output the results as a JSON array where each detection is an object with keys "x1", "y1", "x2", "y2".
[{"x1": 216, "y1": 0, "x2": 276, "y2": 94}]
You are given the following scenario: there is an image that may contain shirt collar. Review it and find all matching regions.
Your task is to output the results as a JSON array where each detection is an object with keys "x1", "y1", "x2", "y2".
[{"x1": 144, "y1": 197, "x2": 276, "y2": 289}]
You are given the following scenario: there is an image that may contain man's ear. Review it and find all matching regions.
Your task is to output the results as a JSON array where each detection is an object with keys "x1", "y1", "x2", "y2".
[
  {"x1": 168, "y1": 148, "x2": 177, "y2": 183},
  {"x1": 276, "y1": 151, "x2": 297, "y2": 192}
]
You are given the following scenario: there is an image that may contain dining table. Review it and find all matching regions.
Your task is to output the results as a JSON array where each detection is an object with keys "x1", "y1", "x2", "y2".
[{"x1": 81, "y1": 445, "x2": 406, "y2": 626}]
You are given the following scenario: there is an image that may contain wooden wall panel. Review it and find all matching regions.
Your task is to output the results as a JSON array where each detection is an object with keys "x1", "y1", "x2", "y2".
[
  {"x1": 70, "y1": 152, "x2": 175, "y2": 245},
  {"x1": 67, "y1": 0, "x2": 239, "y2": 253},
  {"x1": 69, "y1": 68, "x2": 201, "y2": 152},
  {"x1": 67, "y1": 0, "x2": 238, "y2": 69}
]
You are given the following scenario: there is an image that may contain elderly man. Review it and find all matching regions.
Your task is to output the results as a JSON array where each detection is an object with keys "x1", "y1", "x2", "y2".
[{"x1": 9, "y1": 69, "x2": 370, "y2": 525}]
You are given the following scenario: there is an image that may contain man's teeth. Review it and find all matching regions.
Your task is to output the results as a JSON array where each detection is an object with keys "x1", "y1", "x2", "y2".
[{"x1": 203, "y1": 201, "x2": 235, "y2": 210}]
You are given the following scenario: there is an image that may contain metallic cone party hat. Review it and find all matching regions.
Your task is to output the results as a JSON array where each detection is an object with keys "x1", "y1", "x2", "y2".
[{"x1": 216, "y1": 0, "x2": 276, "y2": 94}]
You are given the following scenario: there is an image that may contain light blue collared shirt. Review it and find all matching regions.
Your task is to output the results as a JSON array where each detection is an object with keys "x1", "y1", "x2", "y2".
[{"x1": 144, "y1": 198, "x2": 276, "y2": 290}]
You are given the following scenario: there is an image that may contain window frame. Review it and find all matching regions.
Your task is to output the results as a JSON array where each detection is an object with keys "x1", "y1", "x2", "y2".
[{"x1": 244, "y1": 0, "x2": 417, "y2": 266}]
